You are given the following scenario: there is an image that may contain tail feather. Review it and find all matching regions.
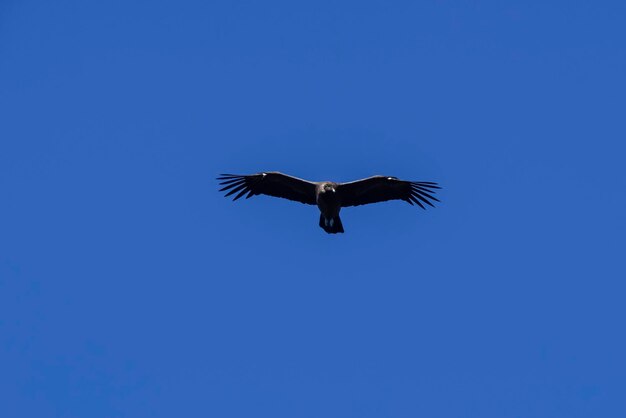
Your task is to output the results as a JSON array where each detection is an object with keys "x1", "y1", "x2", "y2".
[{"x1": 319, "y1": 214, "x2": 344, "y2": 234}]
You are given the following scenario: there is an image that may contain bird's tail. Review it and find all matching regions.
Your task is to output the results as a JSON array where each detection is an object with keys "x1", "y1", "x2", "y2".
[{"x1": 319, "y1": 214, "x2": 344, "y2": 234}]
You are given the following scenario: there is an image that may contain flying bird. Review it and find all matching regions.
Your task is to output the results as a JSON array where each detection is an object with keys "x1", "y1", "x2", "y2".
[{"x1": 217, "y1": 172, "x2": 440, "y2": 234}]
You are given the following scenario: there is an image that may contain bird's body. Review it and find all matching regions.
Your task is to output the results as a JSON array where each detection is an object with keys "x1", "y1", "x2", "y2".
[
  {"x1": 315, "y1": 182, "x2": 343, "y2": 233},
  {"x1": 217, "y1": 171, "x2": 440, "y2": 234}
]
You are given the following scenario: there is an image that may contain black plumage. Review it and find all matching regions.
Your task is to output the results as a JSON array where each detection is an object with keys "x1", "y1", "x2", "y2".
[{"x1": 217, "y1": 171, "x2": 440, "y2": 234}]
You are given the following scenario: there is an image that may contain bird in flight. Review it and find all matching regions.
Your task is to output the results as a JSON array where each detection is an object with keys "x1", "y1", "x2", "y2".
[{"x1": 217, "y1": 172, "x2": 440, "y2": 234}]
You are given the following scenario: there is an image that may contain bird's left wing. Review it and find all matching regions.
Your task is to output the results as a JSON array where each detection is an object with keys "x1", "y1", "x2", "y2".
[
  {"x1": 337, "y1": 176, "x2": 441, "y2": 209},
  {"x1": 217, "y1": 172, "x2": 317, "y2": 205}
]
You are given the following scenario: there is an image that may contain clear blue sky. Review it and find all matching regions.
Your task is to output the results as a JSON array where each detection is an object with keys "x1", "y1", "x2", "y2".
[{"x1": 1, "y1": 1, "x2": 625, "y2": 417}]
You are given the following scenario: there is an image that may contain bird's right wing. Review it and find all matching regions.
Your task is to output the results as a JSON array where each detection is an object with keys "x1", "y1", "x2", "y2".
[{"x1": 217, "y1": 172, "x2": 317, "y2": 205}]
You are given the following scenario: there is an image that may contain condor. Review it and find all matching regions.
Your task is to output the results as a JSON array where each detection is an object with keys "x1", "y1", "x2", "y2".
[{"x1": 218, "y1": 172, "x2": 440, "y2": 234}]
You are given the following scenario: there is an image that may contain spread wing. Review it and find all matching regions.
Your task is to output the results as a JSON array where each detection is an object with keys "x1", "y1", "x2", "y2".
[
  {"x1": 337, "y1": 175, "x2": 440, "y2": 209},
  {"x1": 217, "y1": 172, "x2": 317, "y2": 205}
]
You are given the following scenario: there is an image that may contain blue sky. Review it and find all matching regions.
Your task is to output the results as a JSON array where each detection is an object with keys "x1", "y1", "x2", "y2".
[{"x1": 1, "y1": 0, "x2": 625, "y2": 416}]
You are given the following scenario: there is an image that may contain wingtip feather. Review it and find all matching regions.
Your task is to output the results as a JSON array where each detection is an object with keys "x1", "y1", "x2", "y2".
[
  {"x1": 413, "y1": 181, "x2": 441, "y2": 189},
  {"x1": 411, "y1": 186, "x2": 440, "y2": 203},
  {"x1": 233, "y1": 188, "x2": 249, "y2": 201},
  {"x1": 409, "y1": 195, "x2": 426, "y2": 209}
]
